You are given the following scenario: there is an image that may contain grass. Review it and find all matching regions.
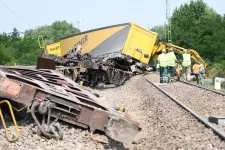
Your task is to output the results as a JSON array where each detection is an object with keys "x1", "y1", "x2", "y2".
[
  {"x1": 191, "y1": 76, "x2": 225, "y2": 92},
  {"x1": 203, "y1": 80, "x2": 225, "y2": 92}
]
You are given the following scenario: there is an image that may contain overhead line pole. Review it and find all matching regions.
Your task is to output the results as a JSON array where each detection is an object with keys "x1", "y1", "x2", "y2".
[{"x1": 166, "y1": 0, "x2": 172, "y2": 43}]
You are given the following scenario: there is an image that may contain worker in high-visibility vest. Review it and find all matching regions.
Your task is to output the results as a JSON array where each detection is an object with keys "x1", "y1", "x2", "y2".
[
  {"x1": 157, "y1": 49, "x2": 168, "y2": 83},
  {"x1": 180, "y1": 49, "x2": 191, "y2": 81},
  {"x1": 167, "y1": 48, "x2": 178, "y2": 82}
]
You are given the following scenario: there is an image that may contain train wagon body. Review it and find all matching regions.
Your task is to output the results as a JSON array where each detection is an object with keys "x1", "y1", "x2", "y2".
[
  {"x1": 45, "y1": 22, "x2": 158, "y2": 64},
  {"x1": 45, "y1": 42, "x2": 62, "y2": 56}
]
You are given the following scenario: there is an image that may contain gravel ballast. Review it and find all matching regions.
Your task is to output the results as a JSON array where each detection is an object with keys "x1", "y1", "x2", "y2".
[
  {"x1": 145, "y1": 72, "x2": 225, "y2": 135},
  {"x1": 145, "y1": 73, "x2": 225, "y2": 118},
  {"x1": 93, "y1": 74, "x2": 225, "y2": 149},
  {"x1": 1, "y1": 74, "x2": 225, "y2": 149}
]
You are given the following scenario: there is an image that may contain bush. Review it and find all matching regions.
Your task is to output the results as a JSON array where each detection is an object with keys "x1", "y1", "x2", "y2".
[
  {"x1": 221, "y1": 82, "x2": 225, "y2": 89},
  {"x1": 208, "y1": 61, "x2": 225, "y2": 78}
]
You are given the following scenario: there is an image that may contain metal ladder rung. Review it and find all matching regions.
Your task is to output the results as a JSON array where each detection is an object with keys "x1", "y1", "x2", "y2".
[{"x1": 0, "y1": 100, "x2": 20, "y2": 142}]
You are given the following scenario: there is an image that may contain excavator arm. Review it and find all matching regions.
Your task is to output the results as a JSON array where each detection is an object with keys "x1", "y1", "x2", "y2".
[{"x1": 167, "y1": 43, "x2": 207, "y2": 69}]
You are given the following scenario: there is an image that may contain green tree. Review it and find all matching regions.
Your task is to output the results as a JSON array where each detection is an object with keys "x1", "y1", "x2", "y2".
[
  {"x1": 0, "y1": 45, "x2": 13, "y2": 65},
  {"x1": 151, "y1": 0, "x2": 225, "y2": 77},
  {"x1": 0, "y1": 32, "x2": 10, "y2": 46},
  {"x1": 51, "y1": 21, "x2": 79, "y2": 41},
  {"x1": 171, "y1": 0, "x2": 223, "y2": 62},
  {"x1": 150, "y1": 25, "x2": 167, "y2": 41},
  {"x1": 0, "y1": 20, "x2": 80, "y2": 66},
  {"x1": 24, "y1": 20, "x2": 80, "y2": 46},
  {"x1": 10, "y1": 27, "x2": 21, "y2": 39}
]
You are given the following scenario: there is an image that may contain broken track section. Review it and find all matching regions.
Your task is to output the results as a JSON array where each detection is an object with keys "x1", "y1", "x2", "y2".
[{"x1": 0, "y1": 66, "x2": 141, "y2": 144}]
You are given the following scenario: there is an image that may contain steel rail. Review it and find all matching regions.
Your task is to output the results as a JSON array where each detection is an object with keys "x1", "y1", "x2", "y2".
[
  {"x1": 143, "y1": 76, "x2": 225, "y2": 140},
  {"x1": 180, "y1": 80, "x2": 225, "y2": 96}
]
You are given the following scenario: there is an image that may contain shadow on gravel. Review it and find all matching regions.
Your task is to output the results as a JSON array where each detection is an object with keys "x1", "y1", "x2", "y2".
[
  {"x1": 65, "y1": 123, "x2": 129, "y2": 150},
  {"x1": 104, "y1": 138, "x2": 129, "y2": 150},
  {"x1": 92, "y1": 78, "x2": 132, "y2": 90},
  {"x1": 92, "y1": 84, "x2": 120, "y2": 90},
  {"x1": 0, "y1": 99, "x2": 32, "y2": 129},
  {"x1": 0, "y1": 109, "x2": 32, "y2": 129}
]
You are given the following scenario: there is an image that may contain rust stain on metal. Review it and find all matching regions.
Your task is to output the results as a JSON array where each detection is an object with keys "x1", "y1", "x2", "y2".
[
  {"x1": 36, "y1": 57, "x2": 56, "y2": 70},
  {"x1": 77, "y1": 107, "x2": 93, "y2": 126},
  {"x1": 35, "y1": 92, "x2": 47, "y2": 101},
  {"x1": 17, "y1": 84, "x2": 36, "y2": 106},
  {"x1": 90, "y1": 110, "x2": 109, "y2": 131},
  {"x1": 77, "y1": 107, "x2": 109, "y2": 132},
  {"x1": 0, "y1": 79, "x2": 21, "y2": 97},
  {"x1": 51, "y1": 111, "x2": 88, "y2": 129}
]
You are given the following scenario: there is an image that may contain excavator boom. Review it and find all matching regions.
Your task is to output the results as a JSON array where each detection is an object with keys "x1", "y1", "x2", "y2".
[
  {"x1": 153, "y1": 41, "x2": 207, "y2": 69},
  {"x1": 168, "y1": 43, "x2": 207, "y2": 69}
]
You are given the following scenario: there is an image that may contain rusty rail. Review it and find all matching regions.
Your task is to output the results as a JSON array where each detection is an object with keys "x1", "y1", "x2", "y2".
[{"x1": 180, "y1": 80, "x2": 225, "y2": 96}]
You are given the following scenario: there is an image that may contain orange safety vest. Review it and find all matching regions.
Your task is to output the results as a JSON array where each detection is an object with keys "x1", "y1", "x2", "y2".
[{"x1": 192, "y1": 64, "x2": 200, "y2": 74}]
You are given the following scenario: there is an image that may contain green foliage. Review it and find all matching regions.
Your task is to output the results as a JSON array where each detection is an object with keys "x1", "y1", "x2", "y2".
[
  {"x1": 171, "y1": 0, "x2": 225, "y2": 63},
  {"x1": 0, "y1": 45, "x2": 12, "y2": 65},
  {"x1": 15, "y1": 49, "x2": 43, "y2": 65},
  {"x1": 24, "y1": 20, "x2": 80, "y2": 46},
  {"x1": 150, "y1": 25, "x2": 167, "y2": 41},
  {"x1": 208, "y1": 61, "x2": 225, "y2": 78},
  {"x1": 222, "y1": 82, "x2": 225, "y2": 89},
  {"x1": 10, "y1": 27, "x2": 21, "y2": 39},
  {"x1": 151, "y1": 0, "x2": 225, "y2": 78},
  {"x1": 0, "y1": 20, "x2": 79, "y2": 66}
]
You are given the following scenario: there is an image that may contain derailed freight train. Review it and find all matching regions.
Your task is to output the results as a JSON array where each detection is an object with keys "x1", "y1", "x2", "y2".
[
  {"x1": 38, "y1": 22, "x2": 207, "y2": 86},
  {"x1": 39, "y1": 23, "x2": 159, "y2": 86}
]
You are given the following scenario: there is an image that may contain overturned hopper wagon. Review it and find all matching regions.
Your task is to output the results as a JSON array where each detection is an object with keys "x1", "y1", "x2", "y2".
[
  {"x1": 0, "y1": 66, "x2": 141, "y2": 144},
  {"x1": 40, "y1": 23, "x2": 159, "y2": 86},
  {"x1": 58, "y1": 22, "x2": 158, "y2": 65}
]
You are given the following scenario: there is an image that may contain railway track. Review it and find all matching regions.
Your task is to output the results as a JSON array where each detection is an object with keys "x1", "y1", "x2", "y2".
[
  {"x1": 144, "y1": 73, "x2": 225, "y2": 141},
  {"x1": 180, "y1": 80, "x2": 225, "y2": 96},
  {"x1": 93, "y1": 74, "x2": 225, "y2": 149}
]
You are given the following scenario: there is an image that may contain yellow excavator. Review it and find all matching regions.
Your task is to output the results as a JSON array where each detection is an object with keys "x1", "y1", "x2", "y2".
[{"x1": 152, "y1": 41, "x2": 207, "y2": 68}]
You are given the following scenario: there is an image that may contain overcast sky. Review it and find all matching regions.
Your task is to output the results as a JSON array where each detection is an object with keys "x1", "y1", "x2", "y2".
[{"x1": 0, "y1": 0, "x2": 224, "y2": 33}]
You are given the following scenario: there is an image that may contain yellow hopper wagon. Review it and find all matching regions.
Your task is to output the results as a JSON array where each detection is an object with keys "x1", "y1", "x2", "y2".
[{"x1": 38, "y1": 22, "x2": 206, "y2": 86}]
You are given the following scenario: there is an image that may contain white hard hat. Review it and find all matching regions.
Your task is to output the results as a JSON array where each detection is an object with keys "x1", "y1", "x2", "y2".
[
  {"x1": 162, "y1": 49, "x2": 166, "y2": 52},
  {"x1": 199, "y1": 64, "x2": 203, "y2": 67},
  {"x1": 169, "y1": 48, "x2": 173, "y2": 51}
]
